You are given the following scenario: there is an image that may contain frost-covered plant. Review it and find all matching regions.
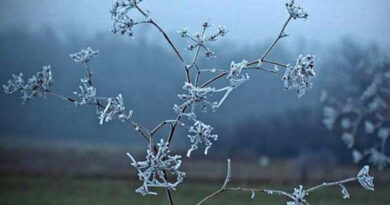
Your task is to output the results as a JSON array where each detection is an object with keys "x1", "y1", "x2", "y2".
[
  {"x1": 126, "y1": 139, "x2": 185, "y2": 196},
  {"x1": 2, "y1": 0, "x2": 374, "y2": 205},
  {"x1": 321, "y1": 55, "x2": 390, "y2": 170}
]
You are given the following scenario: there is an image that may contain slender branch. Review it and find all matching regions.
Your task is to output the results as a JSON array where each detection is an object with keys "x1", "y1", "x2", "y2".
[
  {"x1": 134, "y1": 4, "x2": 191, "y2": 85},
  {"x1": 306, "y1": 177, "x2": 356, "y2": 193},
  {"x1": 151, "y1": 120, "x2": 176, "y2": 135},
  {"x1": 134, "y1": 5, "x2": 184, "y2": 64},
  {"x1": 260, "y1": 16, "x2": 293, "y2": 62},
  {"x1": 262, "y1": 59, "x2": 288, "y2": 68},
  {"x1": 47, "y1": 90, "x2": 151, "y2": 142}
]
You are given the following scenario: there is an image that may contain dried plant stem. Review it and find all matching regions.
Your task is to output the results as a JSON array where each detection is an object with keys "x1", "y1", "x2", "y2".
[
  {"x1": 134, "y1": 4, "x2": 191, "y2": 84},
  {"x1": 306, "y1": 177, "x2": 356, "y2": 193}
]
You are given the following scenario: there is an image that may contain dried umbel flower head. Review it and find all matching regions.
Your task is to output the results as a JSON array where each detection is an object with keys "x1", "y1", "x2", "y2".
[
  {"x1": 70, "y1": 47, "x2": 99, "y2": 63},
  {"x1": 98, "y1": 94, "x2": 127, "y2": 124},
  {"x1": 3, "y1": 65, "x2": 54, "y2": 103},
  {"x1": 286, "y1": 0, "x2": 308, "y2": 19},
  {"x1": 111, "y1": 0, "x2": 148, "y2": 37},
  {"x1": 287, "y1": 185, "x2": 308, "y2": 205},
  {"x1": 126, "y1": 139, "x2": 185, "y2": 196},
  {"x1": 178, "y1": 21, "x2": 228, "y2": 58},
  {"x1": 357, "y1": 165, "x2": 375, "y2": 191},
  {"x1": 73, "y1": 78, "x2": 97, "y2": 106},
  {"x1": 186, "y1": 120, "x2": 218, "y2": 157},
  {"x1": 282, "y1": 55, "x2": 315, "y2": 98},
  {"x1": 174, "y1": 82, "x2": 218, "y2": 114}
]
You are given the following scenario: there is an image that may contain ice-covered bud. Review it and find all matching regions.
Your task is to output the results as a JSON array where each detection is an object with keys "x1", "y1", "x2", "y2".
[
  {"x1": 127, "y1": 139, "x2": 185, "y2": 196},
  {"x1": 70, "y1": 47, "x2": 99, "y2": 63},
  {"x1": 186, "y1": 120, "x2": 218, "y2": 157},
  {"x1": 357, "y1": 165, "x2": 374, "y2": 191},
  {"x1": 3, "y1": 73, "x2": 24, "y2": 94},
  {"x1": 286, "y1": 0, "x2": 308, "y2": 19},
  {"x1": 282, "y1": 54, "x2": 315, "y2": 98}
]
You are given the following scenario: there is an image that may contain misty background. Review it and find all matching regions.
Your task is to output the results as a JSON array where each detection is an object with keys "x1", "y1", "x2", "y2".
[{"x1": 1, "y1": 0, "x2": 390, "y2": 163}]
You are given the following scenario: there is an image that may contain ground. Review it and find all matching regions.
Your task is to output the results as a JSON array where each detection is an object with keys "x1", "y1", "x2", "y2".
[{"x1": 0, "y1": 175, "x2": 389, "y2": 205}]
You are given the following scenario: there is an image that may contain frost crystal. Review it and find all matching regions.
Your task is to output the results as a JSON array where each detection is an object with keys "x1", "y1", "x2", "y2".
[
  {"x1": 282, "y1": 55, "x2": 315, "y2": 98},
  {"x1": 356, "y1": 165, "x2": 374, "y2": 191},
  {"x1": 127, "y1": 139, "x2": 185, "y2": 196},
  {"x1": 286, "y1": 0, "x2": 308, "y2": 19},
  {"x1": 98, "y1": 94, "x2": 127, "y2": 124},
  {"x1": 73, "y1": 78, "x2": 97, "y2": 106},
  {"x1": 111, "y1": 0, "x2": 148, "y2": 37},
  {"x1": 287, "y1": 185, "x2": 307, "y2": 205},
  {"x1": 70, "y1": 47, "x2": 98, "y2": 63},
  {"x1": 186, "y1": 120, "x2": 218, "y2": 157}
]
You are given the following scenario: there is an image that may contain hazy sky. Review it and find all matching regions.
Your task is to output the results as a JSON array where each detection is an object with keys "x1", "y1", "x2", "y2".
[{"x1": 1, "y1": 0, "x2": 390, "y2": 47}]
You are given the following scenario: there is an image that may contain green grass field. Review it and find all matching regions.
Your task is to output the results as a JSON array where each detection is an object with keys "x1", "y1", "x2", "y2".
[{"x1": 0, "y1": 175, "x2": 389, "y2": 205}]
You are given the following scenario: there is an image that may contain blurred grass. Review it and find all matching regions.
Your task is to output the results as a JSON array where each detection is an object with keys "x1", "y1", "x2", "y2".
[{"x1": 0, "y1": 175, "x2": 389, "y2": 205}]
